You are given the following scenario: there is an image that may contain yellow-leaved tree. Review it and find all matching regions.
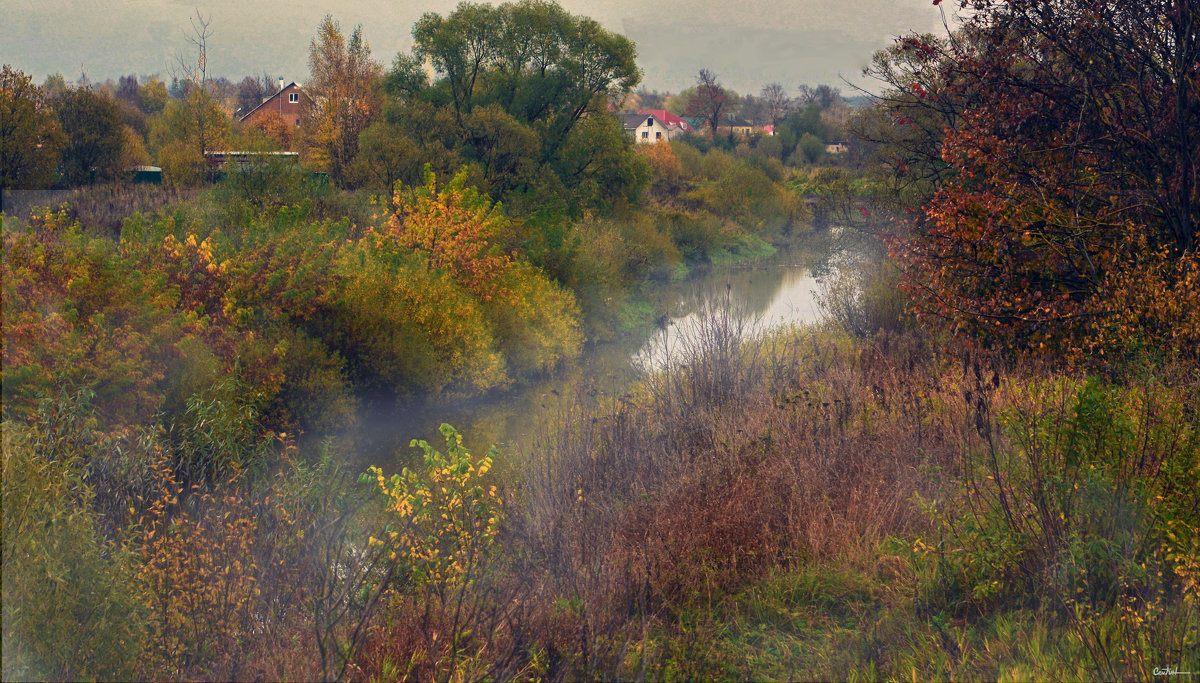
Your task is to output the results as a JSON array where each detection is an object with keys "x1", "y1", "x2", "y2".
[{"x1": 298, "y1": 15, "x2": 381, "y2": 185}]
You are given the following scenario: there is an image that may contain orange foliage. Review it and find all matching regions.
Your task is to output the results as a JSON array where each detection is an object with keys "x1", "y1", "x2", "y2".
[
  {"x1": 247, "y1": 110, "x2": 293, "y2": 149},
  {"x1": 639, "y1": 140, "x2": 681, "y2": 181},
  {"x1": 137, "y1": 459, "x2": 261, "y2": 678},
  {"x1": 382, "y1": 169, "x2": 515, "y2": 302},
  {"x1": 894, "y1": 1, "x2": 1200, "y2": 364}
]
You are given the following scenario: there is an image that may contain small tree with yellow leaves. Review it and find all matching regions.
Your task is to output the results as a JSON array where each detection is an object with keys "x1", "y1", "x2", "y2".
[{"x1": 365, "y1": 424, "x2": 506, "y2": 681}]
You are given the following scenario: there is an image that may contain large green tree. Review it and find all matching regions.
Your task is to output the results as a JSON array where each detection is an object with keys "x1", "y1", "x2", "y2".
[
  {"x1": 376, "y1": 1, "x2": 644, "y2": 216},
  {"x1": 0, "y1": 66, "x2": 64, "y2": 195},
  {"x1": 53, "y1": 87, "x2": 126, "y2": 185},
  {"x1": 410, "y1": 0, "x2": 639, "y2": 155}
]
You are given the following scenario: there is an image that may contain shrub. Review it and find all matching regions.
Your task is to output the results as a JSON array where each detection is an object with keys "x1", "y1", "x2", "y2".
[
  {"x1": 361, "y1": 424, "x2": 508, "y2": 681},
  {"x1": 817, "y1": 252, "x2": 910, "y2": 338},
  {"x1": 330, "y1": 240, "x2": 506, "y2": 394},
  {"x1": 2, "y1": 210, "x2": 193, "y2": 427},
  {"x1": 486, "y1": 260, "x2": 583, "y2": 378},
  {"x1": 913, "y1": 372, "x2": 1200, "y2": 678}
]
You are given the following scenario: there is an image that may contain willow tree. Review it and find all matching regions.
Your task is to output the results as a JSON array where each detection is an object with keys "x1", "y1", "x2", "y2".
[{"x1": 409, "y1": 0, "x2": 640, "y2": 157}]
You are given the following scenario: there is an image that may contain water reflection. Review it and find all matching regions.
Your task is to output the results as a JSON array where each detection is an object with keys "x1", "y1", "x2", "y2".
[{"x1": 634, "y1": 260, "x2": 823, "y2": 371}]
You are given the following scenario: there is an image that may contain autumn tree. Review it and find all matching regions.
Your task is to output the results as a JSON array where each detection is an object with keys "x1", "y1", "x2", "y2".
[
  {"x1": 0, "y1": 66, "x2": 64, "y2": 196},
  {"x1": 299, "y1": 15, "x2": 382, "y2": 185},
  {"x1": 685, "y1": 69, "x2": 730, "y2": 135},
  {"x1": 888, "y1": 0, "x2": 1200, "y2": 360},
  {"x1": 139, "y1": 78, "x2": 169, "y2": 115}
]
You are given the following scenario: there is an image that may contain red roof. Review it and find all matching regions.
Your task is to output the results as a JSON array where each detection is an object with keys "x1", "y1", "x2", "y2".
[{"x1": 638, "y1": 109, "x2": 691, "y2": 130}]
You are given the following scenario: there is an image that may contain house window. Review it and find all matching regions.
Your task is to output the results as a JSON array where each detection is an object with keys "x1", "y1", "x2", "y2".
[
  {"x1": 289, "y1": 92, "x2": 299, "y2": 103},
  {"x1": 656, "y1": 131, "x2": 662, "y2": 140},
  {"x1": 641, "y1": 131, "x2": 648, "y2": 139}
]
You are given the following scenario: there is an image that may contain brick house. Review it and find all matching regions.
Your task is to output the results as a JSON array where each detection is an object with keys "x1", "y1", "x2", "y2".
[{"x1": 239, "y1": 81, "x2": 304, "y2": 128}]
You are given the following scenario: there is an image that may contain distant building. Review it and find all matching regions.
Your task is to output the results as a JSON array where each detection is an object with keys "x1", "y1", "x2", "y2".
[
  {"x1": 824, "y1": 143, "x2": 849, "y2": 155},
  {"x1": 637, "y1": 110, "x2": 693, "y2": 135},
  {"x1": 717, "y1": 114, "x2": 754, "y2": 137},
  {"x1": 130, "y1": 165, "x2": 162, "y2": 184},
  {"x1": 619, "y1": 112, "x2": 684, "y2": 143},
  {"x1": 204, "y1": 151, "x2": 300, "y2": 170},
  {"x1": 239, "y1": 81, "x2": 305, "y2": 128}
]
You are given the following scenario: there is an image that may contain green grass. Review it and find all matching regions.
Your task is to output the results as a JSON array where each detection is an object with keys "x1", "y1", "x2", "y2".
[
  {"x1": 709, "y1": 233, "x2": 778, "y2": 266},
  {"x1": 642, "y1": 533, "x2": 1198, "y2": 682}
]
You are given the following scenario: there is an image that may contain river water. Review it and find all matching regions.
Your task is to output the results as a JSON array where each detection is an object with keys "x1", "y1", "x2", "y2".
[{"x1": 344, "y1": 237, "x2": 841, "y2": 471}]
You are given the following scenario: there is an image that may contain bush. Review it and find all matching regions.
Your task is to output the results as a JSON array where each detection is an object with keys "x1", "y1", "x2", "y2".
[
  {"x1": 817, "y1": 253, "x2": 910, "y2": 338},
  {"x1": 330, "y1": 241, "x2": 506, "y2": 394},
  {"x1": 913, "y1": 373, "x2": 1200, "y2": 678},
  {"x1": 158, "y1": 140, "x2": 205, "y2": 189}
]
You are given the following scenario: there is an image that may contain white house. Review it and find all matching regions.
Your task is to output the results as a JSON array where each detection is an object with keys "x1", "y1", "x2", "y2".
[{"x1": 619, "y1": 113, "x2": 681, "y2": 143}]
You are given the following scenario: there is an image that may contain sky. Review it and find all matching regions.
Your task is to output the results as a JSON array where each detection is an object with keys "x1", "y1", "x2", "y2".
[{"x1": 1, "y1": 0, "x2": 955, "y2": 96}]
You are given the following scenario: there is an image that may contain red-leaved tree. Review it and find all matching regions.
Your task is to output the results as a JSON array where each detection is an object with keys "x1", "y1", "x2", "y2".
[{"x1": 883, "y1": 0, "x2": 1200, "y2": 361}]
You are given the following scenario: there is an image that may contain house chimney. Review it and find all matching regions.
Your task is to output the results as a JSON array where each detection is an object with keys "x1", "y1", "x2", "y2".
[{"x1": 278, "y1": 78, "x2": 284, "y2": 93}]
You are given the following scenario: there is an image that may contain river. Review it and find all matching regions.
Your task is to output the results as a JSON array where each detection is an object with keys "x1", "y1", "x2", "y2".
[{"x1": 342, "y1": 235, "x2": 843, "y2": 471}]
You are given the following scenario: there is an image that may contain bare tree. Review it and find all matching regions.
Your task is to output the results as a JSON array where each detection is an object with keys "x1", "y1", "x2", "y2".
[
  {"x1": 235, "y1": 73, "x2": 280, "y2": 117},
  {"x1": 170, "y1": 10, "x2": 225, "y2": 179},
  {"x1": 172, "y1": 10, "x2": 213, "y2": 88},
  {"x1": 684, "y1": 68, "x2": 729, "y2": 135},
  {"x1": 796, "y1": 83, "x2": 843, "y2": 110},
  {"x1": 760, "y1": 82, "x2": 793, "y2": 128}
]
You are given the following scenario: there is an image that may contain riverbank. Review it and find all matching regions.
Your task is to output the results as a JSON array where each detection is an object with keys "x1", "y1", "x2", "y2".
[
  {"x1": 6, "y1": 305, "x2": 1196, "y2": 680},
  {"x1": 332, "y1": 228, "x2": 845, "y2": 471},
  {"x1": 322, "y1": 316, "x2": 1196, "y2": 681}
]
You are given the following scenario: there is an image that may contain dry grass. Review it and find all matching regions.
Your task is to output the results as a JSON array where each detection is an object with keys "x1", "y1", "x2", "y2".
[{"x1": 458, "y1": 312, "x2": 992, "y2": 678}]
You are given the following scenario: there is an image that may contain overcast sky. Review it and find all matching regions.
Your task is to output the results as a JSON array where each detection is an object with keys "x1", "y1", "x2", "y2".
[{"x1": 1, "y1": 0, "x2": 955, "y2": 96}]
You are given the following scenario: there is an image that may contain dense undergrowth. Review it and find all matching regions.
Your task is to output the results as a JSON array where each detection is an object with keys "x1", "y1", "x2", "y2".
[
  {"x1": 4, "y1": 116, "x2": 1194, "y2": 683},
  {"x1": 5, "y1": 262, "x2": 1196, "y2": 679}
]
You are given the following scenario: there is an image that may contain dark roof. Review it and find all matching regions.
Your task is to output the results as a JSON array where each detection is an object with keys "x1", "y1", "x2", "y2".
[
  {"x1": 618, "y1": 112, "x2": 659, "y2": 129},
  {"x1": 238, "y1": 82, "x2": 301, "y2": 122}
]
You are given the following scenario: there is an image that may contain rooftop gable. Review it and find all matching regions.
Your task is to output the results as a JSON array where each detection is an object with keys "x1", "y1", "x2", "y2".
[
  {"x1": 638, "y1": 109, "x2": 691, "y2": 130},
  {"x1": 618, "y1": 112, "x2": 663, "y2": 129},
  {"x1": 238, "y1": 81, "x2": 302, "y2": 122}
]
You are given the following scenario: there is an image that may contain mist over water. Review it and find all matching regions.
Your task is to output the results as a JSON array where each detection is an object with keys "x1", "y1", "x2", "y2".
[{"x1": 339, "y1": 239, "x2": 844, "y2": 472}]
